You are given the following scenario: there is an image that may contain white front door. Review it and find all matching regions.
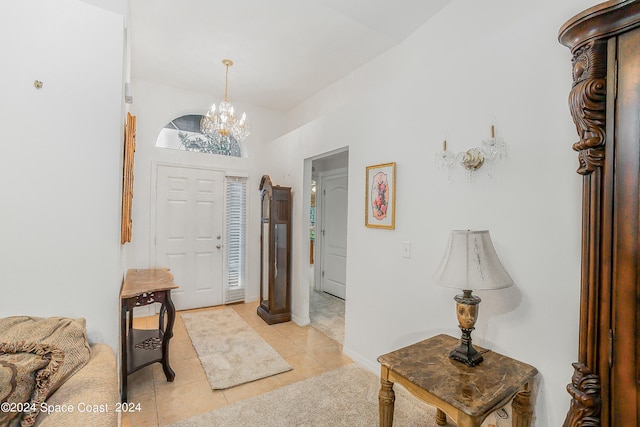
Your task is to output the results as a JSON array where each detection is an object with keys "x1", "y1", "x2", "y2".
[
  {"x1": 320, "y1": 173, "x2": 348, "y2": 299},
  {"x1": 155, "y1": 165, "x2": 224, "y2": 310}
]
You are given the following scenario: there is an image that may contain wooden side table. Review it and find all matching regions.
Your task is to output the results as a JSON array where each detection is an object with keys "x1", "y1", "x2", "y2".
[
  {"x1": 378, "y1": 334, "x2": 538, "y2": 427},
  {"x1": 120, "y1": 268, "x2": 179, "y2": 402}
]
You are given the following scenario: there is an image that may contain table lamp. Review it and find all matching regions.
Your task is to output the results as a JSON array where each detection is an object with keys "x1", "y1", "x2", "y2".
[{"x1": 433, "y1": 230, "x2": 513, "y2": 367}]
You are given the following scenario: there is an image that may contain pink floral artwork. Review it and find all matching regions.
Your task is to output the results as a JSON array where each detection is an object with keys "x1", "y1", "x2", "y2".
[
  {"x1": 365, "y1": 162, "x2": 395, "y2": 229},
  {"x1": 371, "y1": 171, "x2": 389, "y2": 220}
]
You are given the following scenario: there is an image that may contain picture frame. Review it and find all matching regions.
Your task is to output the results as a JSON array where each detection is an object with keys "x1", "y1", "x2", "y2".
[{"x1": 365, "y1": 162, "x2": 396, "y2": 229}]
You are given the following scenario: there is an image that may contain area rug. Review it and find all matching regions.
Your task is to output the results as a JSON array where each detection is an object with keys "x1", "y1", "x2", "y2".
[
  {"x1": 181, "y1": 308, "x2": 291, "y2": 389},
  {"x1": 170, "y1": 364, "x2": 441, "y2": 427}
]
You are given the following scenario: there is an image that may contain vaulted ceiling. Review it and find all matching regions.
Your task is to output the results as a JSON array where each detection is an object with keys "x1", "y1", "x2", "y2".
[{"x1": 129, "y1": 0, "x2": 452, "y2": 112}]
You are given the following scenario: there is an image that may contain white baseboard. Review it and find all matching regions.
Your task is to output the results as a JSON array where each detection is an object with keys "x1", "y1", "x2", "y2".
[
  {"x1": 342, "y1": 345, "x2": 378, "y2": 375},
  {"x1": 291, "y1": 313, "x2": 310, "y2": 327}
]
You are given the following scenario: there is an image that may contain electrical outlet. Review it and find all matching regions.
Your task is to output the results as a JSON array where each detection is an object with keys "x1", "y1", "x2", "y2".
[{"x1": 402, "y1": 241, "x2": 411, "y2": 258}]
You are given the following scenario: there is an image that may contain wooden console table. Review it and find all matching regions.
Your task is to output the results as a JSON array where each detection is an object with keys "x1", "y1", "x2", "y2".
[
  {"x1": 120, "y1": 268, "x2": 178, "y2": 402},
  {"x1": 378, "y1": 334, "x2": 538, "y2": 427}
]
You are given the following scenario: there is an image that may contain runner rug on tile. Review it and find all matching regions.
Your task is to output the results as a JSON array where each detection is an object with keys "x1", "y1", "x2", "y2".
[{"x1": 181, "y1": 308, "x2": 291, "y2": 389}]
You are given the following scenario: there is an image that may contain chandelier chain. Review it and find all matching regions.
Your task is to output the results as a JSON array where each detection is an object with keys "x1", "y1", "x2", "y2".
[{"x1": 223, "y1": 59, "x2": 232, "y2": 101}]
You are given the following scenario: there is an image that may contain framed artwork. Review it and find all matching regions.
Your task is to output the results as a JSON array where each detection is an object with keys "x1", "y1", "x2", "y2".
[{"x1": 365, "y1": 162, "x2": 396, "y2": 229}]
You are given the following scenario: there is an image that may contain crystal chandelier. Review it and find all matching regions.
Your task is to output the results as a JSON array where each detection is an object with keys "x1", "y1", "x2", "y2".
[{"x1": 200, "y1": 59, "x2": 250, "y2": 143}]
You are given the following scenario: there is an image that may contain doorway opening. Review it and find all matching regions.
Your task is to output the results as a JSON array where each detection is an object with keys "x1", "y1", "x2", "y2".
[{"x1": 308, "y1": 149, "x2": 348, "y2": 344}]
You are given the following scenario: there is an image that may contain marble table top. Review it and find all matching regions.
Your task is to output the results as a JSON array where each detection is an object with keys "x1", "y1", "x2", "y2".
[
  {"x1": 378, "y1": 334, "x2": 538, "y2": 417},
  {"x1": 121, "y1": 268, "x2": 178, "y2": 298}
]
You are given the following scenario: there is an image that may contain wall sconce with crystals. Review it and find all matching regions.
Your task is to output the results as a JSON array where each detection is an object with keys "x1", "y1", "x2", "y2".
[{"x1": 434, "y1": 125, "x2": 507, "y2": 181}]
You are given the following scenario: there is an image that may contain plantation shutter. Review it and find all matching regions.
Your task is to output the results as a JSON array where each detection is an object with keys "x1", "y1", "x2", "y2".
[{"x1": 225, "y1": 176, "x2": 247, "y2": 303}]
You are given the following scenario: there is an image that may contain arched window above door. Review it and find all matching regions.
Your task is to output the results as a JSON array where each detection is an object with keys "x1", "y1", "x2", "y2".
[{"x1": 155, "y1": 114, "x2": 243, "y2": 157}]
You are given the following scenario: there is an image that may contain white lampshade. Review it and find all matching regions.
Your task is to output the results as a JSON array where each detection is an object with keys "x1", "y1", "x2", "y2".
[{"x1": 433, "y1": 230, "x2": 513, "y2": 290}]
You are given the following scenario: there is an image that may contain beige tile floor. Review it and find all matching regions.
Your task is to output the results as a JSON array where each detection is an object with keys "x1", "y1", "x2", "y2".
[{"x1": 121, "y1": 300, "x2": 352, "y2": 427}]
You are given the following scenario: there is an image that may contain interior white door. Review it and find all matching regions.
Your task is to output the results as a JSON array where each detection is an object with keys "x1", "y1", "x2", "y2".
[
  {"x1": 320, "y1": 173, "x2": 348, "y2": 299},
  {"x1": 155, "y1": 165, "x2": 224, "y2": 310}
]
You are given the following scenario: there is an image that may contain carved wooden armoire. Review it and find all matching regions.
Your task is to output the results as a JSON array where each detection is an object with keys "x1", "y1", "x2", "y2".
[{"x1": 559, "y1": 1, "x2": 640, "y2": 425}]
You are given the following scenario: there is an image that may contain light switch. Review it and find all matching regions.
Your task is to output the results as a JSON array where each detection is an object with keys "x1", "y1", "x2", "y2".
[{"x1": 402, "y1": 241, "x2": 411, "y2": 258}]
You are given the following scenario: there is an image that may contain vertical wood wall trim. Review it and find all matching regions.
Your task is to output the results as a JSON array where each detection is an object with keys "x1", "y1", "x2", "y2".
[{"x1": 121, "y1": 112, "x2": 136, "y2": 244}]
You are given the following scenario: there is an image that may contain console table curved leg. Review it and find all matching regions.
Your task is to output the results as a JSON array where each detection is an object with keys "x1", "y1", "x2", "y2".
[
  {"x1": 161, "y1": 291, "x2": 176, "y2": 382},
  {"x1": 379, "y1": 377, "x2": 395, "y2": 427},
  {"x1": 436, "y1": 408, "x2": 447, "y2": 425}
]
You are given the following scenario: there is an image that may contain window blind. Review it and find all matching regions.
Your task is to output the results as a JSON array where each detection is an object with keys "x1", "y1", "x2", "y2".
[{"x1": 225, "y1": 176, "x2": 247, "y2": 303}]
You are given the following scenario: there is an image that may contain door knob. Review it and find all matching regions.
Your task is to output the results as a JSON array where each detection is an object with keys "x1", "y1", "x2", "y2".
[{"x1": 216, "y1": 244, "x2": 222, "y2": 249}]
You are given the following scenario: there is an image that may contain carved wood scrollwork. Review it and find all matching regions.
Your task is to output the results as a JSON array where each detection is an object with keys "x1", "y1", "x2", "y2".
[
  {"x1": 568, "y1": 41, "x2": 607, "y2": 175},
  {"x1": 563, "y1": 362, "x2": 602, "y2": 427}
]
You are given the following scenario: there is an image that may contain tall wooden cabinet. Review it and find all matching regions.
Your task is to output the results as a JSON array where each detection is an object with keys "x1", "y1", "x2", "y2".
[
  {"x1": 257, "y1": 175, "x2": 292, "y2": 325},
  {"x1": 559, "y1": 2, "x2": 640, "y2": 425}
]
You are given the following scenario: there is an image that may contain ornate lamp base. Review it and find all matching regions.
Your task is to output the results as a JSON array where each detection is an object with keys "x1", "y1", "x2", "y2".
[
  {"x1": 450, "y1": 290, "x2": 483, "y2": 367},
  {"x1": 450, "y1": 327, "x2": 483, "y2": 367}
]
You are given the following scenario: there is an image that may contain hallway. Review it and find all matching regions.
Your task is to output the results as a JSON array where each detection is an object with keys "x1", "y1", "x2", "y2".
[{"x1": 309, "y1": 288, "x2": 345, "y2": 344}]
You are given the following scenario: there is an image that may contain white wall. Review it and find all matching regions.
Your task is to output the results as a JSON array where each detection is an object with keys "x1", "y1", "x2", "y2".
[
  {"x1": 126, "y1": 79, "x2": 286, "y2": 303},
  {"x1": 0, "y1": 1, "x2": 599, "y2": 422},
  {"x1": 268, "y1": 0, "x2": 596, "y2": 425},
  {"x1": 81, "y1": 0, "x2": 127, "y2": 16},
  {"x1": 0, "y1": 0, "x2": 125, "y2": 348}
]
